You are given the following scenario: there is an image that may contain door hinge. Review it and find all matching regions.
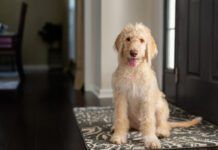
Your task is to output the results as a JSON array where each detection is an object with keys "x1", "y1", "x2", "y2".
[{"x1": 175, "y1": 67, "x2": 179, "y2": 84}]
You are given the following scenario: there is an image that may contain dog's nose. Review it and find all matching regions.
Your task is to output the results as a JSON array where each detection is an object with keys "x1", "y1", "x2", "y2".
[{"x1": 130, "y1": 50, "x2": 137, "y2": 57}]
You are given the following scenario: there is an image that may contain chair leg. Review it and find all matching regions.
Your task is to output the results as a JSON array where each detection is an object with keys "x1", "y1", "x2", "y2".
[{"x1": 15, "y1": 48, "x2": 25, "y2": 80}]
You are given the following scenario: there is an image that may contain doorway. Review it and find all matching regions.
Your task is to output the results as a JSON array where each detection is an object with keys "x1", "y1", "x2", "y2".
[
  {"x1": 164, "y1": 0, "x2": 218, "y2": 124},
  {"x1": 68, "y1": 0, "x2": 76, "y2": 62}
]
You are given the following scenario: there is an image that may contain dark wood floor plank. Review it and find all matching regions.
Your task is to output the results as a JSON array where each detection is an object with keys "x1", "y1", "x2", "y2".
[
  {"x1": 0, "y1": 100, "x2": 17, "y2": 150},
  {"x1": 6, "y1": 76, "x2": 40, "y2": 150}
]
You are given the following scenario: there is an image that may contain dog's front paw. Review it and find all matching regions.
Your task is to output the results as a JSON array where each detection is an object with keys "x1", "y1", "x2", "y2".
[
  {"x1": 143, "y1": 135, "x2": 161, "y2": 149},
  {"x1": 110, "y1": 133, "x2": 127, "y2": 144}
]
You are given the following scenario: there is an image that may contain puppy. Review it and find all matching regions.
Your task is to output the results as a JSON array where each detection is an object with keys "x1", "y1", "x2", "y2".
[{"x1": 110, "y1": 23, "x2": 201, "y2": 149}]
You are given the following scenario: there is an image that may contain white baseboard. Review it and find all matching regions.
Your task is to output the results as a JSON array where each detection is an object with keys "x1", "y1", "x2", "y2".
[
  {"x1": 92, "y1": 86, "x2": 113, "y2": 99},
  {"x1": 24, "y1": 65, "x2": 49, "y2": 73}
]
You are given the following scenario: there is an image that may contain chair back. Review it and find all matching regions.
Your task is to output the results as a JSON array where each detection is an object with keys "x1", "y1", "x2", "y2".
[{"x1": 17, "y1": 2, "x2": 28, "y2": 47}]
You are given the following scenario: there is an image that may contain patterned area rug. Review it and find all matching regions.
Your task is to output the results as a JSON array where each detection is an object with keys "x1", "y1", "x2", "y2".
[{"x1": 73, "y1": 105, "x2": 218, "y2": 150}]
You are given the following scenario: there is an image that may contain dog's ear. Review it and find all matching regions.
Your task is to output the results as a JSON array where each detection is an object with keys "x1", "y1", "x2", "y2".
[
  {"x1": 114, "y1": 32, "x2": 123, "y2": 52},
  {"x1": 137, "y1": 23, "x2": 158, "y2": 65},
  {"x1": 146, "y1": 31, "x2": 158, "y2": 65}
]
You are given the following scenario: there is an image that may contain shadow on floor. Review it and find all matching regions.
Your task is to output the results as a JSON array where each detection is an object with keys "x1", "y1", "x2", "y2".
[{"x1": 0, "y1": 70, "x2": 109, "y2": 150}]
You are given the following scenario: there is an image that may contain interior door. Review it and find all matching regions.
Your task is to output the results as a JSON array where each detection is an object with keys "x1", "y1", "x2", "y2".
[{"x1": 176, "y1": 0, "x2": 218, "y2": 124}]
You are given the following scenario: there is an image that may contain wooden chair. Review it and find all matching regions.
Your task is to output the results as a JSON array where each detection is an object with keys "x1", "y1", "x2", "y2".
[{"x1": 0, "y1": 2, "x2": 28, "y2": 80}]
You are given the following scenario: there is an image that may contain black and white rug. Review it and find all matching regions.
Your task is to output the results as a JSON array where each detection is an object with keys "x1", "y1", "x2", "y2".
[{"x1": 73, "y1": 105, "x2": 218, "y2": 149}]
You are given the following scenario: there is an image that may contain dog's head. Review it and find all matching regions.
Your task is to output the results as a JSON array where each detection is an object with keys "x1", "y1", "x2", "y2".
[{"x1": 114, "y1": 23, "x2": 157, "y2": 67}]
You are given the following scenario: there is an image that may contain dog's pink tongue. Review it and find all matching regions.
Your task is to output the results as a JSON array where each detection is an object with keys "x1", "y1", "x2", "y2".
[{"x1": 129, "y1": 58, "x2": 137, "y2": 67}]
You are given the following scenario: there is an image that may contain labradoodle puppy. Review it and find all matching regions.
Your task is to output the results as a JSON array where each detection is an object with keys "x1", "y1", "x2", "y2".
[{"x1": 110, "y1": 23, "x2": 201, "y2": 149}]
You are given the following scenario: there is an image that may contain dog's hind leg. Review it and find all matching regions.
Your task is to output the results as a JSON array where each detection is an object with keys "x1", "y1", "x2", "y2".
[{"x1": 155, "y1": 98, "x2": 171, "y2": 138}]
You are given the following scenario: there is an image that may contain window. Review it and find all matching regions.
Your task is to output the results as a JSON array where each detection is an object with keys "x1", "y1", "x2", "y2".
[{"x1": 166, "y1": 0, "x2": 176, "y2": 69}]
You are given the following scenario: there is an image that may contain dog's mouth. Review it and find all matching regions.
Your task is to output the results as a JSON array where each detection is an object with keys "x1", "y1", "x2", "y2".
[{"x1": 128, "y1": 57, "x2": 138, "y2": 67}]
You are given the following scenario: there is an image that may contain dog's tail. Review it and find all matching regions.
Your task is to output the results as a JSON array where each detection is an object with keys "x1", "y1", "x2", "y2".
[{"x1": 169, "y1": 117, "x2": 202, "y2": 128}]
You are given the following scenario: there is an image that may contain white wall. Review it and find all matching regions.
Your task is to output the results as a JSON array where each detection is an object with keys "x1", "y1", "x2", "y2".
[
  {"x1": 84, "y1": 0, "x2": 163, "y2": 98},
  {"x1": 84, "y1": 0, "x2": 101, "y2": 92}
]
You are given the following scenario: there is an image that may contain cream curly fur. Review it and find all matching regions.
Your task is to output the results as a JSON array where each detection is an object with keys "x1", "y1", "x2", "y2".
[{"x1": 110, "y1": 23, "x2": 202, "y2": 149}]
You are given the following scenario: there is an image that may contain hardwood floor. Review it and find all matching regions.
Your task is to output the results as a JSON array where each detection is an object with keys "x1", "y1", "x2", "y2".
[{"x1": 0, "y1": 71, "x2": 102, "y2": 150}]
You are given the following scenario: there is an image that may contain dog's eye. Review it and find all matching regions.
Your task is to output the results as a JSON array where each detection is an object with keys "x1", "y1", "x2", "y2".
[
  {"x1": 140, "y1": 38, "x2": 144, "y2": 43},
  {"x1": 126, "y1": 37, "x2": 131, "y2": 42}
]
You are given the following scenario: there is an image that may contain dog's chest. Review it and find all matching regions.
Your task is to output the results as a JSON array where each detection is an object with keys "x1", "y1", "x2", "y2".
[
  {"x1": 113, "y1": 69, "x2": 149, "y2": 99},
  {"x1": 127, "y1": 97, "x2": 147, "y2": 129}
]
